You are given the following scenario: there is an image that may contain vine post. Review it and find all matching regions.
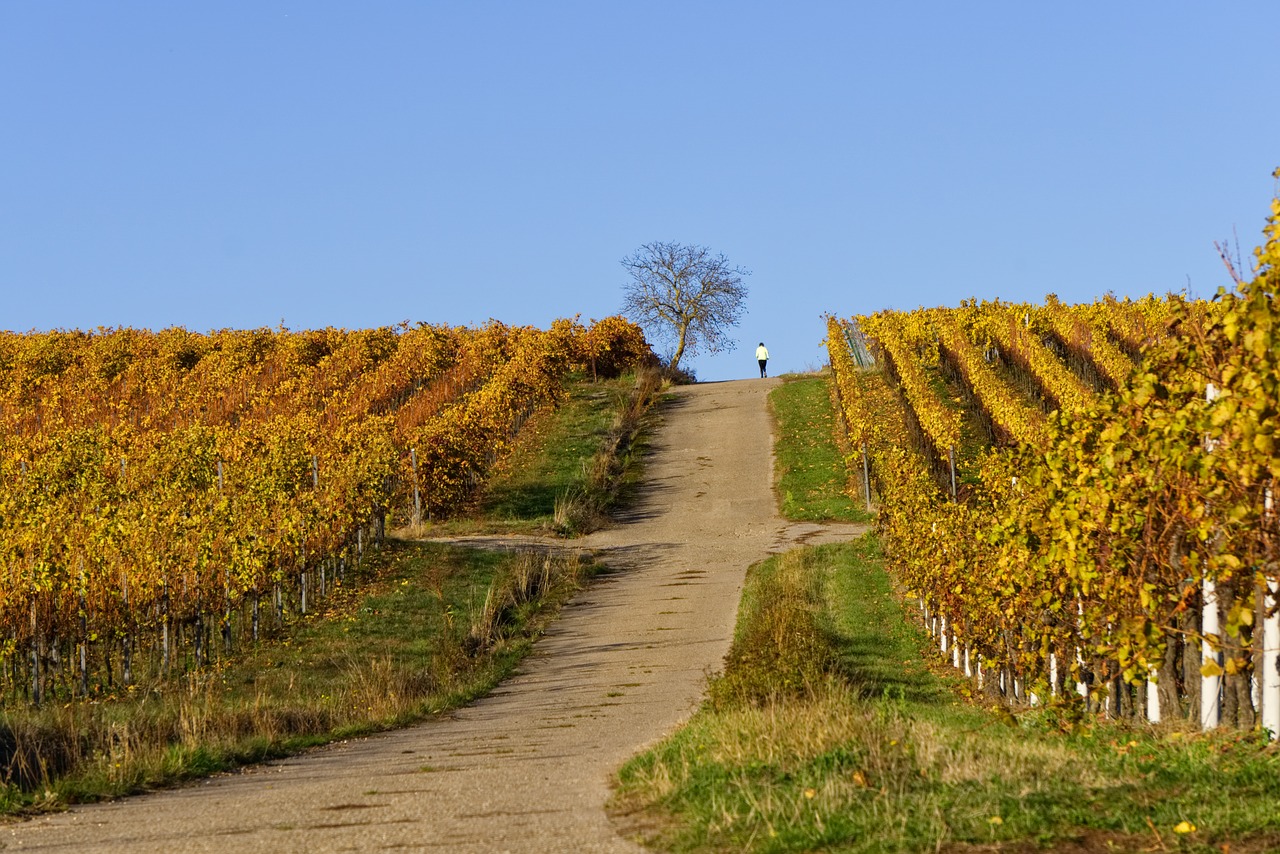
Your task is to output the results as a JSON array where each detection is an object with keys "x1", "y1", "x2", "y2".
[
  {"x1": 1263, "y1": 579, "x2": 1280, "y2": 739},
  {"x1": 948, "y1": 445, "x2": 957, "y2": 500},
  {"x1": 410, "y1": 447, "x2": 423, "y2": 527},
  {"x1": 861, "y1": 443, "x2": 871, "y2": 510},
  {"x1": 1146, "y1": 675, "x2": 1161, "y2": 723},
  {"x1": 1201, "y1": 577, "x2": 1222, "y2": 730},
  {"x1": 1201, "y1": 382, "x2": 1222, "y2": 731},
  {"x1": 1263, "y1": 487, "x2": 1280, "y2": 739}
]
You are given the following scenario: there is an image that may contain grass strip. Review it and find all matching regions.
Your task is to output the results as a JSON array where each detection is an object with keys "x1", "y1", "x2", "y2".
[
  {"x1": 481, "y1": 379, "x2": 629, "y2": 524},
  {"x1": 769, "y1": 375, "x2": 871, "y2": 523},
  {"x1": 612, "y1": 537, "x2": 1280, "y2": 853},
  {"x1": 428, "y1": 368, "x2": 660, "y2": 536}
]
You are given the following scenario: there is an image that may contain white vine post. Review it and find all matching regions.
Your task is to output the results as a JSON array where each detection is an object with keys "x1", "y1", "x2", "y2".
[
  {"x1": 1075, "y1": 600, "x2": 1089, "y2": 701},
  {"x1": 1202, "y1": 382, "x2": 1222, "y2": 731},
  {"x1": 1263, "y1": 487, "x2": 1280, "y2": 740},
  {"x1": 1265, "y1": 586, "x2": 1280, "y2": 739},
  {"x1": 1201, "y1": 577, "x2": 1223, "y2": 730}
]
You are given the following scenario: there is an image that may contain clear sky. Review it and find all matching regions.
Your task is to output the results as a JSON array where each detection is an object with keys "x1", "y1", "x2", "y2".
[{"x1": 2, "y1": 2, "x2": 1277, "y2": 381}]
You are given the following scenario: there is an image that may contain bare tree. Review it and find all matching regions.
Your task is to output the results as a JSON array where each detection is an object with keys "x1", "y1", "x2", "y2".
[{"x1": 620, "y1": 241, "x2": 749, "y2": 374}]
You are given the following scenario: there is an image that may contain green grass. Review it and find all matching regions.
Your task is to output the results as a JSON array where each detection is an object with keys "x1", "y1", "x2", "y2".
[
  {"x1": 425, "y1": 370, "x2": 657, "y2": 536},
  {"x1": 612, "y1": 538, "x2": 1280, "y2": 853},
  {"x1": 481, "y1": 379, "x2": 626, "y2": 523},
  {"x1": 770, "y1": 374, "x2": 872, "y2": 523}
]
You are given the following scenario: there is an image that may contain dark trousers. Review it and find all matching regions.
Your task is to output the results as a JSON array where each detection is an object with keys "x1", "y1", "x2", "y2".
[{"x1": 758, "y1": 359, "x2": 767, "y2": 377}]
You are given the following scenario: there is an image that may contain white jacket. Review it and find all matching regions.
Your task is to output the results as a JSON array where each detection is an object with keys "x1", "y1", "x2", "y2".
[{"x1": 755, "y1": 345, "x2": 769, "y2": 361}]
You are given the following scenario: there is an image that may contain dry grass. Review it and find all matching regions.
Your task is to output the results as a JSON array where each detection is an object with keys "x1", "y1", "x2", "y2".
[{"x1": 468, "y1": 551, "x2": 586, "y2": 654}]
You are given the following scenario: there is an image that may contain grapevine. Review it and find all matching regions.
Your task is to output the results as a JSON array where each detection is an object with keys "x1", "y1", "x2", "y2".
[{"x1": 827, "y1": 176, "x2": 1280, "y2": 726}]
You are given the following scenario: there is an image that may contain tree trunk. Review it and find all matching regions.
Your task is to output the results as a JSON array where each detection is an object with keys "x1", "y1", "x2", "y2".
[{"x1": 670, "y1": 323, "x2": 691, "y2": 373}]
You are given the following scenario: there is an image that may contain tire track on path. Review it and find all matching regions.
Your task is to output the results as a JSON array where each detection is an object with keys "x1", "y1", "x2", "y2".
[{"x1": 4, "y1": 378, "x2": 868, "y2": 853}]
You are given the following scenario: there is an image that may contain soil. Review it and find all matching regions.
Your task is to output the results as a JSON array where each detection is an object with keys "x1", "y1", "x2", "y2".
[{"x1": 2, "y1": 378, "x2": 868, "y2": 853}]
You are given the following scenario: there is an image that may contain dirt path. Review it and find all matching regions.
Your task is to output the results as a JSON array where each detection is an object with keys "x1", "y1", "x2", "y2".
[{"x1": 4, "y1": 378, "x2": 868, "y2": 853}]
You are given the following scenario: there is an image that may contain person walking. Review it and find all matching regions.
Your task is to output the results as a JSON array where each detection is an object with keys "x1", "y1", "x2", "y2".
[{"x1": 755, "y1": 342, "x2": 769, "y2": 378}]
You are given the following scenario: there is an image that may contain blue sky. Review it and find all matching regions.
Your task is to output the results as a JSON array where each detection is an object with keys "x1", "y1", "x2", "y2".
[{"x1": 2, "y1": 2, "x2": 1277, "y2": 381}]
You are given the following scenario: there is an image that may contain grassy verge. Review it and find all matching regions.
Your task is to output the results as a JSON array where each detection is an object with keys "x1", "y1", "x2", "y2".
[
  {"x1": 769, "y1": 374, "x2": 871, "y2": 523},
  {"x1": 612, "y1": 538, "x2": 1280, "y2": 853},
  {"x1": 0, "y1": 371, "x2": 660, "y2": 814},
  {"x1": 424, "y1": 368, "x2": 660, "y2": 536}
]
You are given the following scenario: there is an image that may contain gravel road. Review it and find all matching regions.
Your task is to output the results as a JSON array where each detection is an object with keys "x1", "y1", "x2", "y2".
[{"x1": 3, "y1": 378, "x2": 868, "y2": 853}]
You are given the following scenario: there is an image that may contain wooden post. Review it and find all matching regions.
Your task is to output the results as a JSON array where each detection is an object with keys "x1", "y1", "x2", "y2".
[
  {"x1": 122, "y1": 631, "x2": 132, "y2": 687},
  {"x1": 78, "y1": 638, "x2": 88, "y2": 698},
  {"x1": 410, "y1": 447, "x2": 423, "y2": 527},
  {"x1": 949, "y1": 445, "x2": 957, "y2": 500},
  {"x1": 30, "y1": 606, "x2": 41, "y2": 707},
  {"x1": 195, "y1": 610, "x2": 205, "y2": 668},
  {"x1": 161, "y1": 583, "x2": 171, "y2": 676},
  {"x1": 77, "y1": 558, "x2": 89, "y2": 697},
  {"x1": 218, "y1": 464, "x2": 231, "y2": 655}
]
